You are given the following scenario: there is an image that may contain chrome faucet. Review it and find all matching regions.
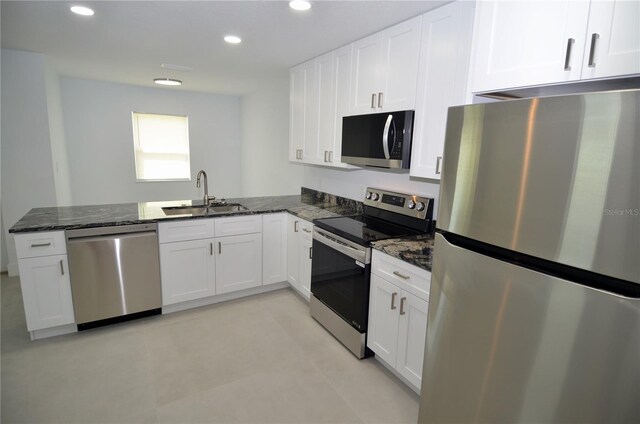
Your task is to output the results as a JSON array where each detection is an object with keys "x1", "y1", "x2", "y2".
[{"x1": 196, "y1": 170, "x2": 216, "y2": 205}]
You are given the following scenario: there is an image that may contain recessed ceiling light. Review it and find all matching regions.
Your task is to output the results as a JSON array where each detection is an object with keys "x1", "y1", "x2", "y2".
[
  {"x1": 154, "y1": 78, "x2": 182, "y2": 86},
  {"x1": 224, "y1": 35, "x2": 242, "y2": 44},
  {"x1": 289, "y1": 0, "x2": 311, "y2": 11},
  {"x1": 70, "y1": 5, "x2": 94, "y2": 16}
]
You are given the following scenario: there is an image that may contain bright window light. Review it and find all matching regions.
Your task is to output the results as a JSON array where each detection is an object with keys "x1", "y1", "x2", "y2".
[{"x1": 132, "y1": 112, "x2": 191, "y2": 181}]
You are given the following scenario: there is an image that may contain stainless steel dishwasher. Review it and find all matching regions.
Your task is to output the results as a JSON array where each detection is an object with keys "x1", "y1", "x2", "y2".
[{"x1": 66, "y1": 223, "x2": 162, "y2": 330}]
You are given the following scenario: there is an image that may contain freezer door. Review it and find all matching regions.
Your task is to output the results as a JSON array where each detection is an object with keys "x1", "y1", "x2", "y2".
[
  {"x1": 418, "y1": 233, "x2": 640, "y2": 424},
  {"x1": 438, "y1": 90, "x2": 639, "y2": 283}
]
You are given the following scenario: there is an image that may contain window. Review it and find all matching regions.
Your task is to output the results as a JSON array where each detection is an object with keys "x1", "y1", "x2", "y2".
[{"x1": 132, "y1": 112, "x2": 190, "y2": 181}]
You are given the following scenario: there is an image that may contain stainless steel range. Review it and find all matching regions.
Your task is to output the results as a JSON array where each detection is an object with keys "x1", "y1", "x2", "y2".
[{"x1": 310, "y1": 188, "x2": 434, "y2": 358}]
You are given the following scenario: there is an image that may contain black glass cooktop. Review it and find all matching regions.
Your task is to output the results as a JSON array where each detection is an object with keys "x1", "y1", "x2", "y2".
[{"x1": 314, "y1": 215, "x2": 422, "y2": 246}]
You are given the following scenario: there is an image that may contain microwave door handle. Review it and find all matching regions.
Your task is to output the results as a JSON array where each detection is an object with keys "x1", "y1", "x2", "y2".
[{"x1": 382, "y1": 114, "x2": 393, "y2": 160}]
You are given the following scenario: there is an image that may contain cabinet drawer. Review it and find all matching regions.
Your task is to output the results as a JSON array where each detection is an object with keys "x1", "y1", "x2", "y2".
[
  {"x1": 158, "y1": 219, "x2": 215, "y2": 244},
  {"x1": 215, "y1": 215, "x2": 262, "y2": 237},
  {"x1": 372, "y1": 251, "x2": 431, "y2": 301},
  {"x1": 15, "y1": 231, "x2": 67, "y2": 258},
  {"x1": 299, "y1": 219, "x2": 314, "y2": 240}
]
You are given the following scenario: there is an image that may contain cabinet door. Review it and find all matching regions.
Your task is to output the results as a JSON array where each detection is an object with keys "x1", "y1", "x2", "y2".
[
  {"x1": 160, "y1": 239, "x2": 215, "y2": 305},
  {"x1": 286, "y1": 215, "x2": 301, "y2": 290},
  {"x1": 299, "y1": 236, "x2": 313, "y2": 300},
  {"x1": 316, "y1": 51, "x2": 335, "y2": 165},
  {"x1": 396, "y1": 290, "x2": 429, "y2": 390},
  {"x1": 331, "y1": 44, "x2": 353, "y2": 165},
  {"x1": 262, "y1": 214, "x2": 287, "y2": 285},
  {"x1": 471, "y1": 1, "x2": 590, "y2": 93},
  {"x1": 410, "y1": 1, "x2": 474, "y2": 180},
  {"x1": 17, "y1": 255, "x2": 74, "y2": 331},
  {"x1": 367, "y1": 274, "x2": 400, "y2": 366},
  {"x1": 351, "y1": 33, "x2": 383, "y2": 114},
  {"x1": 290, "y1": 64, "x2": 305, "y2": 161},
  {"x1": 290, "y1": 60, "x2": 317, "y2": 162},
  {"x1": 580, "y1": 0, "x2": 640, "y2": 80},
  {"x1": 215, "y1": 233, "x2": 262, "y2": 294},
  {"x1": 380, "y1": 16, "x2": 422, "y2": 111}
]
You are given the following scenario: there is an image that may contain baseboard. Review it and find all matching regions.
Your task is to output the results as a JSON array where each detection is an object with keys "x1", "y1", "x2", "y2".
[
  {"x1": 162, "y1": 281, "x2": 289, "y2": 314},
  {"x1": 30, "y1": 324, "x2": 78, "y2": 341},
  {"x1": 7, "y1": 262, "x2": 19, "y2": 277}
]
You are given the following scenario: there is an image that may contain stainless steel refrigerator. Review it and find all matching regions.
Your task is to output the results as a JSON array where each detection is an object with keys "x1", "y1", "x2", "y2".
[{"x1": 418, "y1": 90, "x2": 639, "y2": 423}]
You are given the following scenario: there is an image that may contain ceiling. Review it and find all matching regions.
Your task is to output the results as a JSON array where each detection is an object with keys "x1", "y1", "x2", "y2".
[{"x1": 1, "y1": 0, "x2": 449, "y2": 95}]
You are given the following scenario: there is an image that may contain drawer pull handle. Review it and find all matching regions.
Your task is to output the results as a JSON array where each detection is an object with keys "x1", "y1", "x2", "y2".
[
  {"x1": 391, "y1": 292, "x2": 398, "y2": 310},
  {"x1": 218, "y1": 242, "x2": 222, "y2": 254},
  {"x1": 302, "y1": 228, "x2": 312, "y2": 233},
  {"x1": 294, "y1": 221, "x2": 299, "y2": 232},
  {"x1": 60, "y1": 260, "x2": 64, "y2": 275},
  {"x1": 588, "y1": 33, "x2": 599, "y2": 67},
  {"x1": 371, "y1": 93, "x2": 377, "y2": 109},
  {"x1": 378, "y1": 92, "x2": 383, "y2": 108},
  {"x1": 393, "y1": 271, "x2": 410, "y2": 280},
  {"x1": 435, "y1": 156, "x2": 443, "y2": 174},
  {"x1": 31, "y1": 242, "x2": 52, "y2": 248},
  {"x1": 309, "y1": 247, "x2": 313, "y2": 259},
  {"x1": 210, "y1": 242, "x2": 213, "y2": 256},
  {"x1": 564, "y1": 38, "x2": 575, "y2": 71},
  {"x1": 400, "y1": 297, "x2": 406, "y2": 315}
]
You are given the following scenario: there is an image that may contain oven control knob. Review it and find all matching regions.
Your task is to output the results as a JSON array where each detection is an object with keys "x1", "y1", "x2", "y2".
[
  {"x1": 371, "y1": 193, "x2": 380, "y2": 201},
  {"x1": 407, "y1": 200, "x2": 416, "y2": 209},
  {"x1": 415, "y1": 202, "x2": 425, "y2": 211},
  {"x1": 366, "y1": 192, "x2": 372, "y2": 199}
]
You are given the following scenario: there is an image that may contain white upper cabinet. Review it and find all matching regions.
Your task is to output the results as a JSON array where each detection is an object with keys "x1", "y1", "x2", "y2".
[
  {"x1": 316, "y1": 51, "x2": 335, "y2": 164},
  {"x1": 330, "y1": 44, "x2": 353, "y2": 166},
  {"x1": 580, "y1": 0, "x2": 640, "y2": 80},
  {"x1": 410, "y1": 1, "x2": 475, "y2": 180},
  {"x1": 289, "y1": 60, "x2": 317, "y2": 162},
  {"x1": 471, "y1": 0, "x2": 639, "y2": 94},
  {"x1": 350, "y1": 16, "x2": 422, "y2": 114}
]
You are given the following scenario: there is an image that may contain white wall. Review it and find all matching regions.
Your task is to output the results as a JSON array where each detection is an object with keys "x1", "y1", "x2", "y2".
[
  {"x1": 240, "y1": 77, "x2": 303, "y2": 197},
  {"x1": 302, "y1": 166, "x2": 441, "y2": 218},
  {"x1": 44, "y1": 59, "x2": 73, "y2": 206},
  {"x1": 60, "y1": 77, "x2": 242, "y2": 205},
  {"x1": 1, "y1": 49, "x2": 59, "y2": 274}
]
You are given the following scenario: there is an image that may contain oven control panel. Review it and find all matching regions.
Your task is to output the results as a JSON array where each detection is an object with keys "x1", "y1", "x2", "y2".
[{"x1": 364, "y1": 188, "x2": 433, "y2": 220}]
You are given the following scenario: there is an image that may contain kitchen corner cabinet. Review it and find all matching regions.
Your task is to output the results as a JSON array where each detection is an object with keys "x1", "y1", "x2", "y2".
[
  {"x1": 159, "y1": 219, "x2": 216, "y2": 306},
  {"x1": 14, "y1": 231, "x2": 75, "y2": 332},
  {"x1": 351, "y1": 16, "x2": 422, "y2": 114},
  {"x1": 410, "y1": 1, "x2": 475, "y2": 180},
  {"x1": 286, "y1": 214, "x2": 313, "y2": 300},
  {"x1": 214, "y1": 215, "x2": 263, "y2": 294},
  {"x1": 470, "y1": 0, "x2": 640, "y2": 94},
  {"x1": 289, "y1": 47, "x2": 355, "y2": 169},
  {"x1": 368, "y1": 251, "x2": 430, "y2": 391},
  {"x1": 262, "y1": 213, "x2": 287, "y2": 285}
]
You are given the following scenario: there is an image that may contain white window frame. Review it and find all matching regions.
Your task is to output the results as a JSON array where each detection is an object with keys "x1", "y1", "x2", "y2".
[{"x1": 131, "y1": 112, "x2": 191, "y2": 182}]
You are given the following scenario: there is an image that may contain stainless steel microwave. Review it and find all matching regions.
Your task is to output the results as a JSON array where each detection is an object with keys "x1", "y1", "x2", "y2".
[{"x1": 341, "y1": 110, "x2": 414, "y2": 169}]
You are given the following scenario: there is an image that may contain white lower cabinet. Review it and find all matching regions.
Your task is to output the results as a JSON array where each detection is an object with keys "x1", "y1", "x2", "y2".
[
  {"x1": 17, "y1": 254, "x2": 75, "y2": 331},
  {"x1": 159, "y1": 239, "x2": 215, "y2": 305},
  {"x1": 262, "y1": 214, "x2": 287, "y2": 285},
  {"x1": 14, "y1": 231, "x2": 75, "y2": 335},
  {"x1": 368, "y1": 251, "x2": 430, "y2": 392},
  {"x1": 286, "y1": 214, "x2": 313, "y2": 300},
  {"x1": 299, "y1": 236, "x2": 313, "y2": 300},
  {"x1": 215, "y1": 233, "x2": 262, "y2": 294}
]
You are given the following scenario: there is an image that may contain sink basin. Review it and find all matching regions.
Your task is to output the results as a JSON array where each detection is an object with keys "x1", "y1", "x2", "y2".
[{"x1": 162, "y1": 203, "x2": 248, "y2": 216}]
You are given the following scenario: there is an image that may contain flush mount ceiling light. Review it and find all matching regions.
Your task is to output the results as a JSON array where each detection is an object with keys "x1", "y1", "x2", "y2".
[
  {"x1": 154, "y1": 78, "x2": 182, "y2": 86},
  {"x1": 224, "y1": 35, "x2": 242, "y2": 44},
  {"x1": 70, "y1": 5, "x2": 94, "y2": 16},
  {"x1": 289, "y1": 0, "x2": 311, "y2": 11}
]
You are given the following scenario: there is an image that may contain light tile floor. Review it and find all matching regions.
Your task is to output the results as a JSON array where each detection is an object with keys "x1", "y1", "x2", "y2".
[{"x1": 1, "y1": 273, "x2": 419, "y2": 423}]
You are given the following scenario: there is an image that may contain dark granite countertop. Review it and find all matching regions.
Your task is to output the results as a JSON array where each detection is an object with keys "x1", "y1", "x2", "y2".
[
  {"x1": 371, "y1": 233, "x2": 435, "y2": 272},
  {"x1": 8, "y1": 189, "x2": 362, "y2": 234}
]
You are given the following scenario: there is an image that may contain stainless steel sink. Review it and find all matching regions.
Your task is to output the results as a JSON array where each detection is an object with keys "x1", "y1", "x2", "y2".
[{"x1": 162, "y1": 203, "x2": 248, "y2": 216}]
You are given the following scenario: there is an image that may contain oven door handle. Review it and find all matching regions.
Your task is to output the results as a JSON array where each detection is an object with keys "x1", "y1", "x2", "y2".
[{"x1": 313, "y1": 229, "x2": 369, "y2": 264}]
